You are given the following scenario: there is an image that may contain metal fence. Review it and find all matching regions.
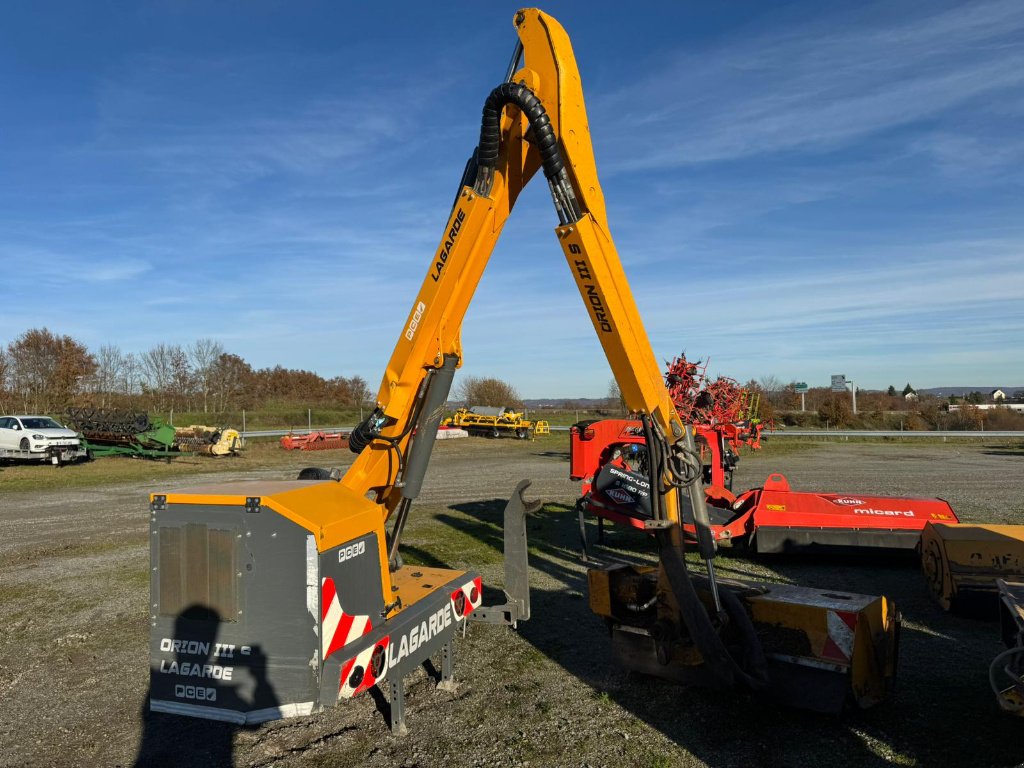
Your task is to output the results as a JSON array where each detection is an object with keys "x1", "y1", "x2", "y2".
[{"x1": 767, "y1": 430, "x2": 1022, "y2": 439}]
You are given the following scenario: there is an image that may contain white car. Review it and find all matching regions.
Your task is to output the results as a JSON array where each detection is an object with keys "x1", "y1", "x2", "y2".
[{"x1": 0, "y1": 415, "x2": 86, "y2": 463}]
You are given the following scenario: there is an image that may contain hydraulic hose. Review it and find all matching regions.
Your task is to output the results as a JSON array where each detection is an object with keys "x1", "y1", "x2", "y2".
[
  {"x1": 641, "y1": 413, "x2": 765, "y2": 690},
  {"x1": 476, "y1": 82, "x2": 562, "y2": 183},
  {"x1": 640, "y1": 414, "x2": 663, "y2": 522},
  {"x1": 348, "y1": 411, "x2": 382, "y2": 454},
  {"x1": 989, "y1": 647, "x2": 1024, "y2": 713},
  {"x1": 654, "y1": 527, "x2": 769, "y2": 692},
  {"x1": 473, "y1": 82, "x2": 582, "y2": 223}
]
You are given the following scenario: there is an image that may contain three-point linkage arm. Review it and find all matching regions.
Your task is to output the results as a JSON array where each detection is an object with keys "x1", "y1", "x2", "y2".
[{"x1": 342, "y1": 8, "x2": 702, "y2": 530}]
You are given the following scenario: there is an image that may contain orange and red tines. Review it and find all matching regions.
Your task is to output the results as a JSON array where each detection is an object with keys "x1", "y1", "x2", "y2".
[{"x1": 664, "y1": 353, "x2": 765, "y2": 451}]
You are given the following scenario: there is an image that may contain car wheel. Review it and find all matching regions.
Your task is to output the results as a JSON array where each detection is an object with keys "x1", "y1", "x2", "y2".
[{"x1": 19, "y1": 437, "x2": 29, "y2": 451}]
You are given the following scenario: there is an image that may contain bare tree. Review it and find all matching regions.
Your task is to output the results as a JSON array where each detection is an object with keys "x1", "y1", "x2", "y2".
[
  {"x1": 121, "y1": 352, "x2": 141, "y2": 397},
  {"x1": 210, "y1": 353, "x2": 254, "y2": 411},
  {"x1": 758, "y1": 374, "x2": 783, "y2": 404},
  {"x1": 607, "y1": 378, "x2": 625, "y2": 413},
  {"x1": 94, "y1": 344, "x2": 125, "y2": 407},
  {"x1": 456, "y1": 376, "x2": 522, "y2": 408},
  {"x1": 141, "y1": 344, "x2": 175, "y2": 410},
  {"x1": 169, "y1": 346, "x2": 193, "y2": 411},
  {"x1": 0, "y1": 348, "x2": 9, "y2": 412},
  {"x1": 189, "y1": 338, "x2": 224, "y2": 413},
  {"x1": 344, "y1": 375, "x2": 371, "y2": 408}
]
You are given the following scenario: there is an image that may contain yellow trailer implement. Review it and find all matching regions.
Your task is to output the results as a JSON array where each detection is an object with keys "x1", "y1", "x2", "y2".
[
  {"x1": 920, "y1": 522, "x2": 1024, "y2": 613},
  {"x1": 443, "y1": 406, "x2": 534, "y2": 439},
  {"x1": 174, "y1": 425, "x2": 243, "y2": 456}
]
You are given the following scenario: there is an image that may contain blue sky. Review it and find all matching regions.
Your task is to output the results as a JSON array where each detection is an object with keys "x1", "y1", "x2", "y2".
[{"x1": 2, "y1": 1, "x2": 1022, "y2": 397}]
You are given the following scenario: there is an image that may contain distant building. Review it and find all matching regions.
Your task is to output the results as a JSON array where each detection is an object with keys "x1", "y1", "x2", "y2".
[
  {"x1": 904, "y1": 391, "x2": 919, "y2": 401},
  {"x1": 949, "y1": 403, "x2": 1024, "y2": 413},
  {"x1": 991, "y1": 389, "x2": 1006, "y2": 402}
]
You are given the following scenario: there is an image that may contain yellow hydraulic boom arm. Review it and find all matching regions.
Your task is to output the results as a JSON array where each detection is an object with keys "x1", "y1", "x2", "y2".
[
  {"x1": 337, "y1": 7, "x2": 764, "y2": 695},
  {"x1": 343, "y1": 9, "x2": 699, "y2": 536}
]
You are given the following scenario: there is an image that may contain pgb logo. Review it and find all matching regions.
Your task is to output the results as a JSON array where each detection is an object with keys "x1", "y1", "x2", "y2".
[
  {"x1": 405, "y1": 302, "x2": 426, "y2": 341},
  {"x1": 339, "y1": 541, "x2": 367, "y2": 563}
]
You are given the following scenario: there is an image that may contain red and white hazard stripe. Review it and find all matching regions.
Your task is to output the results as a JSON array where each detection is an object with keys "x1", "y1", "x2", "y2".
[
  {"x1": 450, "y1": 576, "x2": 483, "y2": 620},
  {"x1": 821, "y1": 609, "x2": 858, "y2": 663},
  {"x1": 321, "y1": 576, "x2": 373, "y2": 661},
  {"x1": 339, "y1": 637, "x2": 390, "y2": 699}
]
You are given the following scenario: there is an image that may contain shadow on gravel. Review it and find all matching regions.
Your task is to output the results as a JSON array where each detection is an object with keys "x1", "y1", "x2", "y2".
[
  {"x1": 132, "y1": 605, "x2": 279, "y2": 768},
  {"x1": 440, "y1": 498, "x2": 1024, "y2": 768},
  {"x1": 532, "y1": 450, "x2": 569, "y2": 460}
]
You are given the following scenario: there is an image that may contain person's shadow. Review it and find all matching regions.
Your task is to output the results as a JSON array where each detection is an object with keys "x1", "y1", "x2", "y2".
[{"x1": 133, "y1": 605, "x2": 278, "y2": 768}]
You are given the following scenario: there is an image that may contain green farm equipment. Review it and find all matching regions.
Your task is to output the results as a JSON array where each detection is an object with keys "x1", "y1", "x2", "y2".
[{"x1": 65, "y1": 408, "x2": 180, "y2": 460}]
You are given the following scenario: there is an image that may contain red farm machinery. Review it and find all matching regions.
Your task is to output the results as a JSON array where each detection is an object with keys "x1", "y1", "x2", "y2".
[
  {"x1": 570, "y1": 354, "x2": 959, "y2": 554},
  {"x1": 280, "y1": 430, "x2": 350, "y2": 451}
]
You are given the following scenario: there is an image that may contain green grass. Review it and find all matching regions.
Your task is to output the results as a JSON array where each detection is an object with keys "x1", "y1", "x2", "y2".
[
  {"x1": 0, "y1": 440, "x2": 312, "y2": 493},
  {"x1": 156, "y1": 405, "x2": 363, "y2": 431}
]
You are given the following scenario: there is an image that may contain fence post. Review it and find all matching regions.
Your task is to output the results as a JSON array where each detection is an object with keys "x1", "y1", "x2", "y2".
[
  {"x1": 242, "y1": 410, "x2": 246, "y2": 434},
  {"x1": 308, "y1": 409, "x2": 312, "y2": 430}
]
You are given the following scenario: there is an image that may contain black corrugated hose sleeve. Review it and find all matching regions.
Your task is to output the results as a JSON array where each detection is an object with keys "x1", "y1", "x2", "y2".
[
  {"x1": 478, "y1": 83, "x2": 562, "y2": 180},
  {"x1": 655, "y1": 528, "x2": 770, "y2": 692},
  {"x1": 348, "y1": 415, "x2": 377, "y2": 454}
]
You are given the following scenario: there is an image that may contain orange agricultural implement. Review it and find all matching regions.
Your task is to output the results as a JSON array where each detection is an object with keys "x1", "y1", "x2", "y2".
[
  {"x1": 280, "y1": 430, "x2": 349, "y2": 451},
  {"x1": 572, "y1": 419, "x2": 960, "y2": 553},
  {"x1": 664, "y1": 353, "x2": 767, "y2": 452}
]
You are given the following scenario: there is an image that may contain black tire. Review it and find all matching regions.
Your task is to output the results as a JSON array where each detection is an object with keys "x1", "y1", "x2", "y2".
[
  {"x1": 298, "y1": 467, "x2": 333, "y2": 480},
  {"x1": 491, "y1": 427, "x2": 500, "y2": 439},
  {"x1": 516, "y1": 428, "x2": 529, "y2": 439},
  {"x1": 19, "y1": 437, "x2": 29, "y2": 451}
]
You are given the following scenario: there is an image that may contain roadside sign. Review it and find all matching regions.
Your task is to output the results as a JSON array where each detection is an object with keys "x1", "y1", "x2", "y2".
[
  {"x1": 831, "y1": 374, "x2": 847, "y2": 392},
  {"x1": 794, "y1": 382, "x2": 809, "y2": 394}
]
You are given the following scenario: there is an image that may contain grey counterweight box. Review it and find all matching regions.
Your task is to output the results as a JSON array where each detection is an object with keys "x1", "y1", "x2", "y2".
[{"x1": 148, "y1": 480, "x2": 482, "y2": 728}]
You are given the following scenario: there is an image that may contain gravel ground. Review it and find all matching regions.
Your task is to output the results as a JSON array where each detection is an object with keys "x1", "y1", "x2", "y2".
[{"x1": 1, "y1": 437, "x2": 1022, "y2": 768}]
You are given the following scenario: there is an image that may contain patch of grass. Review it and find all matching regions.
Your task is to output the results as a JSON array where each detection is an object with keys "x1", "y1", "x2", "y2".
[
  {"x1": 0, "y1": 582, "x2": 62, "y2": 629},
  {"x1": 0, "y1": 441, "x2": 324, "y2": 493},
  {"x1": 109, "y1": 565, "x2": 150, "y2": 590},
  {"x1": 4, "y1": 535, "x2": 147, "y2": 567},
  {"x1": 0, "y1": 583, "x2": 39, "y2": 602},
  {"x1": 156, "y1": 405, "x2": 362, "y2": 432}
]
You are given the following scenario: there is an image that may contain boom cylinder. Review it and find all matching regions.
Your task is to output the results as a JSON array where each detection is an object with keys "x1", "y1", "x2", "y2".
[{"x1": 400, "y1": 356, "x2": 459, "y2": 500}]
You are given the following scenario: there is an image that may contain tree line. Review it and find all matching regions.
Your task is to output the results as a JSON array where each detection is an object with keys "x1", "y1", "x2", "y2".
[{"x1": 0, "y1": 328, "x2": 370, "y2": 415}]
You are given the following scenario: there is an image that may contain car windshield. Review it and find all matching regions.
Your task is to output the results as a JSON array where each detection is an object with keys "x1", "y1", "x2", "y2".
[{"x1": 21, "y1": 417, "x2": 63, "y2": 430}]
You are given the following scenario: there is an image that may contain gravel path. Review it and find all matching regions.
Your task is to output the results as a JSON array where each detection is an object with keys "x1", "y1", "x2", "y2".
[{"x1": 1, "y1": 438, "x2": 1022, "y2": 767}]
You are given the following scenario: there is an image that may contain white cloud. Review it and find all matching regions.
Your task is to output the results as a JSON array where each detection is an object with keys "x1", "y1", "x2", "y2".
[{"x1": 594, "y1": 0, "x2": 1024, "y2": 168}]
